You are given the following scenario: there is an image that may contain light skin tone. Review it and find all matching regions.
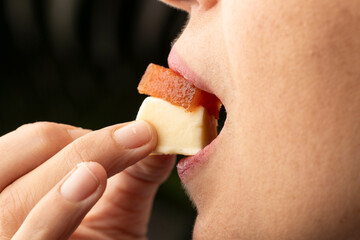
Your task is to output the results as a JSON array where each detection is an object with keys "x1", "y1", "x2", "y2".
[
  {"x1": 162, "y1": 0, "x2": 360, "y2": 239},
  {"x1": 1, "y1": 121, "x2": 175, "y2": 239},
  {"x1": 2, "y1": 0, "x2": 360, "y2": 239}
]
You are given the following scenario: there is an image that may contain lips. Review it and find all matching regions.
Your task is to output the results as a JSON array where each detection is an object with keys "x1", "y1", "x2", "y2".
[
  {"x1": 168, "y1": 48, "x2": 225, "y2": 182},
  {"x1": 168, "y1": 49, "x2": 214, "y2": 95},
  {"x1": 176, "y1": 134, "x2": 220, "y2": 182}
]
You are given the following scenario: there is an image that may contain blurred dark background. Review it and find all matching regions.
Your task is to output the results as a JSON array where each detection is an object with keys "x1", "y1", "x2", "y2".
[{"x1": 0, "y1": 0, "x2": 196, "y2": 239}]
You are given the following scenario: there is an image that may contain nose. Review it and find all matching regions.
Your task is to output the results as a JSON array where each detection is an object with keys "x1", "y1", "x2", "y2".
[{"x1": 159, "y1": 0, "x2": 217, "y2": 12}]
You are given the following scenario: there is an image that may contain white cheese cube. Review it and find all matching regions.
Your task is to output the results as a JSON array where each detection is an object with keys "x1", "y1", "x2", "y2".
[{"x1": 136, "y1": 97, "x2": 217, "y2": 155}]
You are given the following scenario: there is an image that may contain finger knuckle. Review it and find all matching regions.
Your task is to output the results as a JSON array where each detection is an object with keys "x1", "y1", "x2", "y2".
[
  {"x1": 17, "y1": 121, "x2": 52, "y2": 131},
  {"x1": 27, "y1": 122, "x2": 72, "y2": 151},
  {"x1": 66, "y1": 137, "x2": 92, "y2": 166},
  {"x1": 31, "y1": 121, "x2": 60, "y2": 135}
]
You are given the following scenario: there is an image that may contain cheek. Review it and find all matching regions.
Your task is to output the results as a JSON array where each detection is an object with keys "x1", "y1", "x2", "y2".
[
  {"x1": 199, "y1": 0, "x2": 360, "y2": 238},
  {"x1": 223, "y1": 0, "x2": 360, "y2": 97}
]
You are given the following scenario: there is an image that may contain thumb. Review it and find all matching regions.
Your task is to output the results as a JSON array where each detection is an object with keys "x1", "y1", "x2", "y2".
[{"x1": 12, "y1": 162, "x2": 107, "y2": 240}]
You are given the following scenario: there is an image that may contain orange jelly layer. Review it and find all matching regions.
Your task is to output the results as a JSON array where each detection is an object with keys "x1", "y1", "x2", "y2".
[{"x1": 138, "y1": 64, "x2": 221, "y2": 119}]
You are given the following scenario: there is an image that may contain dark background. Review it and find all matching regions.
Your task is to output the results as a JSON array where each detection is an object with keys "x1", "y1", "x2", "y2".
[{"x1": 0, "y1": 0, "x2": 196, "y2": 239}]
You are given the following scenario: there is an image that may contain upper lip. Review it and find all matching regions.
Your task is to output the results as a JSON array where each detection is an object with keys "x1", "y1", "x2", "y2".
[{"x1": 168, "y1": 48, "x2": 214, "y2": 95}]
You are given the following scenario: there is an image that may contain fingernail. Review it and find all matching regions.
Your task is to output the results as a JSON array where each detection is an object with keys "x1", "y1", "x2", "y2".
[
  {"x1": 60, "y1": 163, "x2": 99, "y2": 202},
  {"x1": 68, "y1": 128, "x2": 91, "y2": 140},
  {"x1": 114, "y1": 120, "x2": 152, "y2": 149}
]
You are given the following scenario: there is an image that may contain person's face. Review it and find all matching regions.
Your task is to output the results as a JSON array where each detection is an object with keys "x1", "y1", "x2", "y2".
[{"x1": 161, "y1": 0, "x2": 360, "y2": 239}]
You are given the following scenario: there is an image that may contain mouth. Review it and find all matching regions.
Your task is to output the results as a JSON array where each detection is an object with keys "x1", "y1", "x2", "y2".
[{"x1": 168, "y1": 49, "x2": 227, "y2": 182}]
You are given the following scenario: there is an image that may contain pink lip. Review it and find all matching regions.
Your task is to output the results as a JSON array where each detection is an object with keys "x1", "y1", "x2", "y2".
[
  {"x1": 177, "y1": 136, "x2": 219, "y2": 182},
  {"x1": 168, "y1": 48, "x2": 220, "y2": 182},
  {"x1": 168, "y1": 49, "x2": 213, "y2": 94}
]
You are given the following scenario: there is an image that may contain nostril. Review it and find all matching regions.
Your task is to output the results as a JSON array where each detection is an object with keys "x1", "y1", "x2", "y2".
[{"x1": 217, "y1": 105, "x2": 226, "y2": 135}]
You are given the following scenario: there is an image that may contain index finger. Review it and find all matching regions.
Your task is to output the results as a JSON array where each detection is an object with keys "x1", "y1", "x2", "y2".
[{"x1": 1, "y1": 120, "x2": 157, "y2": 231}]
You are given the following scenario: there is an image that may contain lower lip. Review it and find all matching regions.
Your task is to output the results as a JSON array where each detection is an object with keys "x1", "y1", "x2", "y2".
[{"x1": 177, "y1": 136, "x2": 219, "y2": 182}]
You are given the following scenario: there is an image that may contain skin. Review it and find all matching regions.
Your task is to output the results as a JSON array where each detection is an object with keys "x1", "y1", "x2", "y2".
[
  {"x1": 161, "y1": 0, "x2": 360, "y2": 239},
  {"x1": 0, "y1": 121, "x2": 175, "y2": 239},
  {"x1": 3, "y1": 0, "x2": 360, "y2": 239}
]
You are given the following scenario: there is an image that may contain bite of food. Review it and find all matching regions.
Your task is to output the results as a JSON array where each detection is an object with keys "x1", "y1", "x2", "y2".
[{"x1": 136, "y1": 64, "x2": 221, "y2": 155}]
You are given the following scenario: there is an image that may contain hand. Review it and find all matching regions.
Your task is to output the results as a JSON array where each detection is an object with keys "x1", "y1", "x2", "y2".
[{"x1": 0, "y1": 121, "x2": 175, "y2": 240}]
